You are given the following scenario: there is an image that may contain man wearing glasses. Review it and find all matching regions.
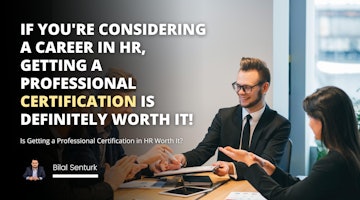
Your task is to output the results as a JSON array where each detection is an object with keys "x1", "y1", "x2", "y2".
[{"x1": 158, "y1": 57, "x2": 291, "y2": 180}]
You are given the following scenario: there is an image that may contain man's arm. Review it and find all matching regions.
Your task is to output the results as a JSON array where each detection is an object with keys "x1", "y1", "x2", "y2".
[
  {"x1": 259, "y1": 115, "x2": 291, "y2": 165},
  {"x1": 182, "y1": 111, "x2": 223, "y2": 167},
  {"x1": 23, "y1": 167, "x2": 31, "y2": 180},
  {"x1": 38, "y1": 166, "x2": 46, "y2": 180}
]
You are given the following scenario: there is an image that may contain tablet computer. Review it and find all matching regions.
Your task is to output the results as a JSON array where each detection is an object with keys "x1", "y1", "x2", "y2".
[{"x1": 159, "y1": 186, "x2": 211, "y2": 197}]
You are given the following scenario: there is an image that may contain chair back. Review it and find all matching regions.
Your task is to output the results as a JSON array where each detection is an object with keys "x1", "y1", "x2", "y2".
[{"x1": 279, "y1": 139, "x2": 293, "y2": 173}]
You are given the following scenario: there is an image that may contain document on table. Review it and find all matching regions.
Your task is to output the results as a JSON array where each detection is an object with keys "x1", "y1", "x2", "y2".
[
  {"x1": 119, "y1": 176, "x2": 181, "y2": 189},
  {"x1": 119, "y1": 180, "x2": 167, "y2": 189},
  {"x1": 153, "y1": 165, "x2": 215, "y2": 177},
  {"x1": 225, "y1": 192, "x2": 266, "y2": 200}
]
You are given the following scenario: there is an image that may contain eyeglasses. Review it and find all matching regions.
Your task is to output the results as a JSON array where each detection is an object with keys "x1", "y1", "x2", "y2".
[{"x1": 232, "y1": 81, "x2": 263, "y2": 93}]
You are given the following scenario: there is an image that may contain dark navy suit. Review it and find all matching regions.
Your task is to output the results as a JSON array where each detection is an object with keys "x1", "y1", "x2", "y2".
[
  {"x1": 23, "y1": 166, "x2": 46, "y2": 180},
  {"x1": 183, "y1": 105, "x2": 291, "y2": 167}
]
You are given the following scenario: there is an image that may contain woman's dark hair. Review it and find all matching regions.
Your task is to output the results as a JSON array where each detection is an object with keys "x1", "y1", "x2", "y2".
[{"x1": 303, "y1": 86, "x2": 360, "y2": 185}]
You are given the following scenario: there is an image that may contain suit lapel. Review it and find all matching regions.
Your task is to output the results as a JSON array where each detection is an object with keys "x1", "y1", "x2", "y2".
[
  {"x1": 233, "y1": 105, "x2": 243, "y2": 149},
  {"x1": 249, "y1": 105, "x2": 275, "y2": 151}
]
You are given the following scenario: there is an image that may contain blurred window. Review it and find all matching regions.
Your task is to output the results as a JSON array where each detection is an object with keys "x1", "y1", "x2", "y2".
[{"x1": 307, "y1": 0, "x2": 360, "y2": 144}]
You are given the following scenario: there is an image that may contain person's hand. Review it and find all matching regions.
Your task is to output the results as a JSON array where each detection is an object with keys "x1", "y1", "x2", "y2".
[
  {"x1": 219, "y1": 146, "x2": 276, "y2": 175},
  {"x1": 125, "y1": 162, "x2": 148, "y2": 181},
  {"x1": 219, "y1": 146, "x2": 259, "y2": 166},
  {"x1": 212, "y1": 161, "x2": 232, "y2": 176},
  {"x1": 149, "y1": 158, "x2": 182, "y2": 173},
  {"x1": 28, "y1": 176, "x2": 39, "y2": 181},
  {"x1": 174, "y1": 154, "x2": 186, "y2": 167},
  {"x1": 104, "y1": 155, "x2": 137, "y2": 191},
  {"x1": 149, "y1": 153, "x2": 185, "y2": 173},
  {"x1": 149, "y1": 160, "x2": 167, "y2": 173},
  {"x1": 136, "y1": 144, "x2": 174, "y2": 165},
  {"x1": 218, "y1": 146, "x2": 249, "y2": 162},
  {"x1": 252, "y1": 154, "x2": 276, "y2": 175}
]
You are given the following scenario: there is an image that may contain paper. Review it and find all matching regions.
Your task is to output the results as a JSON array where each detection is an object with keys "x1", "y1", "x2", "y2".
[
  {"x1": 119, "y1": 180, "x2": 167, "y2": 189},
  {"x1": 225, "y1": 192, "x2": 266, "y2": 200},
  {"x1": 119, "y1": 176, "x2": 182, "y2": 189},
  {"x1": 153, "y1": 165, "x2": 215, "y2": 177}
]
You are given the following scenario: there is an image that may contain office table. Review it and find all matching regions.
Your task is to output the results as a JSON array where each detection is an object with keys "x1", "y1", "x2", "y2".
[{"x1": 115, "y1": 172, "x2": 258, "y2": 200}]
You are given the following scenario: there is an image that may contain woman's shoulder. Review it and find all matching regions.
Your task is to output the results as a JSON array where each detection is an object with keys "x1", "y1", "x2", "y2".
[
  {"x1": 324, "y1": 150, "x2": 345, "y2": 160},
  {"x1": 313, "y1": 150, "x2": 347, "y2": 171}
]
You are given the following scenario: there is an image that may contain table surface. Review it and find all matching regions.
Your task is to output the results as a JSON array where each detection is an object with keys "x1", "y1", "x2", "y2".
[{"x1": 115, "y1": 172, "x2": 258, "y2": 200}]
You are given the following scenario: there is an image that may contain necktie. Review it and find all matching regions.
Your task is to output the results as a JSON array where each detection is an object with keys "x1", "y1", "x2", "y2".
[{"x1": 242, "y1": 114, "x2": 252, "y2": 150}]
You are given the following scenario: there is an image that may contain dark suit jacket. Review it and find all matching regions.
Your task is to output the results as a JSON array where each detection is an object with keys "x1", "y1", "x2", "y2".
[
  {"x1": 23, "y1": 166, "x2": 46, "y2": 180},
  {"x1": 236, "y1": 150, "x2": 360, "y2": 200},
  {"x1": 183, "y1": 105, "x2": 291, "y2": 167}
]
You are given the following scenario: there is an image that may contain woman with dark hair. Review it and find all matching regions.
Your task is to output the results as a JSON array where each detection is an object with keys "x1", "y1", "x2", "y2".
[{"x1": 214, "y1": 86, "x2": 360, "y2": 199}]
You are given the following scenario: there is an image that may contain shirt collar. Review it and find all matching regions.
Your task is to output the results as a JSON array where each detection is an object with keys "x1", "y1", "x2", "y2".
[{"x1": 242, "y1": 106, "x2": 266, "y2": 122}]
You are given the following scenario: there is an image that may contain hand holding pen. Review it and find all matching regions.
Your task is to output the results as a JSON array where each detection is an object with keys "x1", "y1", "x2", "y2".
[
  {"x1": 136, "y1": 144, "x2": 173, "y2": 165},
  {"x1": 212, "y1": 161, "x2": 231, "y2": 176},
  {"x1": 149, "y1": 149, "x2": 184, "y2": 173},
  {"x1": 164, "y1": 149, "x2": 182, "y2": 166}
]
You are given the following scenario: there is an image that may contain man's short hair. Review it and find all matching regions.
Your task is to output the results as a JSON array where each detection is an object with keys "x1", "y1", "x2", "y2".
[{"x1": 239, "y1": 57, "x2": 271, "y2": 84}]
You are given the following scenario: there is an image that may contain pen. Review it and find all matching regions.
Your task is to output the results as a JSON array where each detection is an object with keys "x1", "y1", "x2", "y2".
[
  {"x1": 165, "y1": 149, "x2": 182, "y2": 167},
  {"x1": 212, "y1": 165, "x2": 220, "y2": 172}
]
